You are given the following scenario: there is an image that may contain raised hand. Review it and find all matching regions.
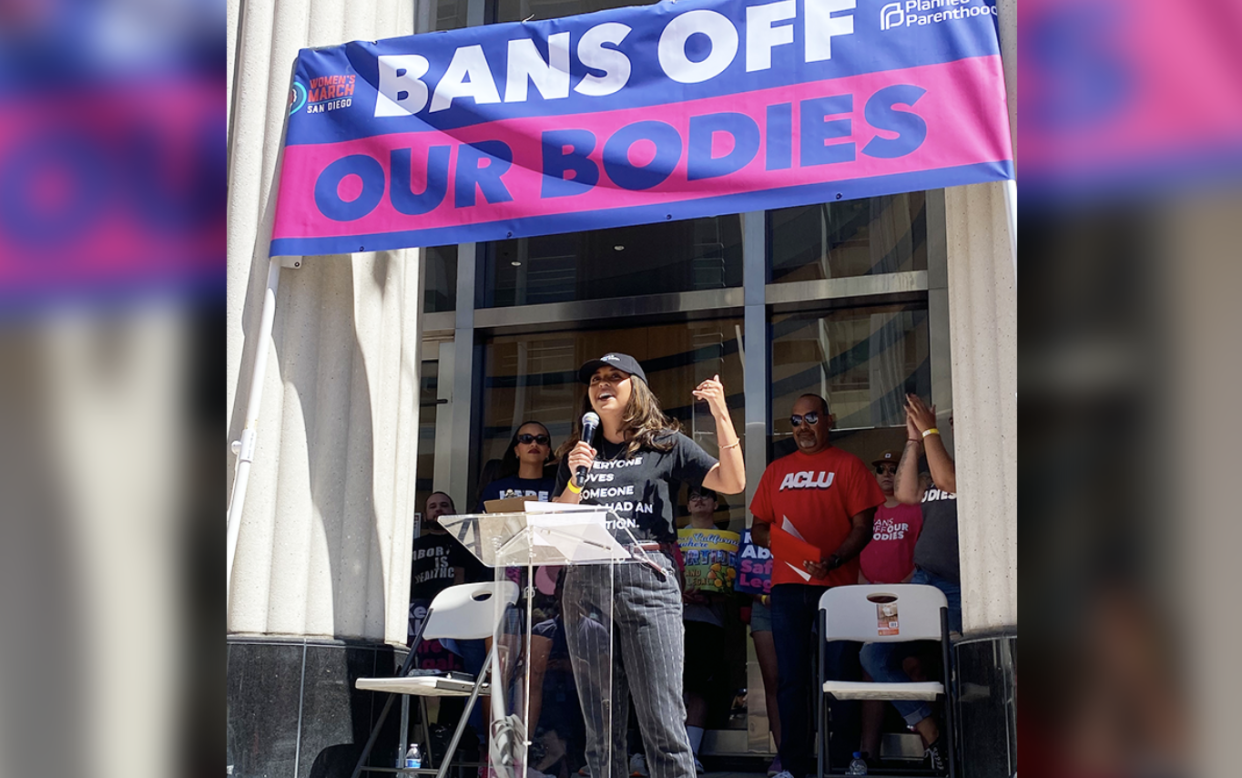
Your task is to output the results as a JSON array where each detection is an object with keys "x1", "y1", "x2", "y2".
[
  {"x1": 905, "y1": 393, "x2": 937, "y2": 434},
  {"x1": 692, "y1": 374, "x2": 729, "y2": 418},
  {"x1": 906, "y1": 406, "x2": 922, "y2": 442}
]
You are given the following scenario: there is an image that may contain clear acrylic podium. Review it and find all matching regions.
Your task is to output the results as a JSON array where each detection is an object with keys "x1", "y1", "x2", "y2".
[{"x1": 440, "y1": 503, "x2": 658, "y2": 778}]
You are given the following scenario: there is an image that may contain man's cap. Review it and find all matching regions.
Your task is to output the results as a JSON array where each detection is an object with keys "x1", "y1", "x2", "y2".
[
  {"x1": 578, "y1": 353, "x2": 647, "y2": 385},
  {"x1": 872, "y1": 449, "x2": 902, "y2": 467}
]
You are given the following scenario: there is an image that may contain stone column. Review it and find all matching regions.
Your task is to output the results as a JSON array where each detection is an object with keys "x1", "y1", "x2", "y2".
[
  {"x1": 939, "y1": 0, "x2": 1017, "y2": 774},
  {"x1": 944, "y1": 180, "x2": 1017, "y2": 636},
  {"x1": 225, "y1": 0, "x2": 422, "y2": 773}
]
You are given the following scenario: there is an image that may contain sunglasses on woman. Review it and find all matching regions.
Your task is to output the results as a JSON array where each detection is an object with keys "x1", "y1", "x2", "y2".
[
  {"x1": 790, "y1": 412, "x2": 820, "y2": 427},
  {"x1": 517, "y1": 433, "x2": 550, "y2": 445}
]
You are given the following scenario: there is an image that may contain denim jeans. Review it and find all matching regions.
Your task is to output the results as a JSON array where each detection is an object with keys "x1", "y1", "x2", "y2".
[
  {"x1": 857, "y1": 566, "x2": 960, "y2": 728},
  {"x1": 770, "y1": 583, "x2": 862, "y2": 777},
  {"x1": 911, "y1": 567, "x2": 961, "y2": 634},
  {"x1": 858, "y1": 642, "x2": 934, "y2": 726}
]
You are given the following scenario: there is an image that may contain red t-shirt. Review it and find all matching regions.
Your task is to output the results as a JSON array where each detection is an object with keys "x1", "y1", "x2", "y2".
[
  {"x1": 749, "y1": 446, "x2": 885, "y2": 587},
  {"x1": 859, "y1": 502, "x2": 923, "y2": 584}
]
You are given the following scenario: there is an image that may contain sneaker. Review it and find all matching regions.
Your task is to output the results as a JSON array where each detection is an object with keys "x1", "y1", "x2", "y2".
[
  {"x1": 771, "y1": 770, "x2": 795, "y2": 778},
  {"x1": 629, "y1": 753, "x2": 649, "y2": 778},
  {"x1": 693, "y1": 757, "x2": 705, "y2": 774},
  {"x1": 925, "y1": 739, "x2": 947, "y2": 775},
  {"x1": 765, "y1": 756, "x2": 781, "y2": 776},
  {"x1": 577, "y1": 767, "x2": 590, "y2": 778}
]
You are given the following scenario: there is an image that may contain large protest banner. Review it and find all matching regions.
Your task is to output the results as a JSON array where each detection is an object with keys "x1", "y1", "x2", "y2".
[{"x1": 270, "y1": 0, "x2": 1012, "y2": 256}]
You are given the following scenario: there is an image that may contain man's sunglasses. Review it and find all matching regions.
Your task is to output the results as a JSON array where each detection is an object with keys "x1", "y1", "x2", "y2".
[
  {"x1": 517, "y1": 433, "x2": 550, "y2": 445},
  {"x1": 790, "y1": 412, "x2": 820, "y2": 427},
  {"x1": 875, "y1": 464, "x2": 897, "y2": 475}
]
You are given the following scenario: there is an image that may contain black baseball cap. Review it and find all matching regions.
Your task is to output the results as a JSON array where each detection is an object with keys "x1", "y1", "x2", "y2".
[{"x1": 577, "y1": 353, "x2": 648, "y2": 385}]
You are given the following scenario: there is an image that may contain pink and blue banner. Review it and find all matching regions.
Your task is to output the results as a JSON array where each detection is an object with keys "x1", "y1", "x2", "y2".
[
  {"x1": 271, "y1": 0, "x2": 1013, "y2": 256},
  {"x1": 1023, "y1": 0, "x2": 1242, "y2": 204}
]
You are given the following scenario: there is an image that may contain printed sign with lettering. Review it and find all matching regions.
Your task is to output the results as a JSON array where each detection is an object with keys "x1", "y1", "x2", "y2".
[{"x1": 271, "y1": 0, "x2": 1013, "y2": 255}]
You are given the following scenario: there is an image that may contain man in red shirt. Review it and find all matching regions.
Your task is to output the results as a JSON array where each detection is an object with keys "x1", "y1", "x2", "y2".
[{"x1": 751, "y1": 394, "x2": 885, "y2": 778}]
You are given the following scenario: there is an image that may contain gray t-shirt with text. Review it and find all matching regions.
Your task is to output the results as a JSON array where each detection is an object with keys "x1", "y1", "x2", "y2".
[{"x1": 913, "y1": 483, "x2": 959, "y2": 582}]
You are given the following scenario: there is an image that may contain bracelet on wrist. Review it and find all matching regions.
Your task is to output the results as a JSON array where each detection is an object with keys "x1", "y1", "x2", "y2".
[
  {"x1": 921, "y1": 427, "x2": 940, "y2": 438},
  {"x1": 720, "y1": 440, "x2": 741, "y2": 451},
  {"x1": 565, "y1": 478, "x2": 582, "y2": 494}
]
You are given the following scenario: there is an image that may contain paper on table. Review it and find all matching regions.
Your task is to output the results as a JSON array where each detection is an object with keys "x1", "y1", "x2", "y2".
[
  {"x1": 525, "y1": 501, "x2": 606, "y2": 513},
  {"x1": 524, "y1": 504, "x2": 630, "y2": 563}
]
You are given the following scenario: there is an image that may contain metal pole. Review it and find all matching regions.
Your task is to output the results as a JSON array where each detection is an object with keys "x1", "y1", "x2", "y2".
[
  {"x1": 817, "y1": 609, "x2": 826, "y2": 778},
  {"x1": 941, "y1": 607, "x2": 958, "y2": 778},
  {"x1": 350, "y1": 611, "x2": 435, "y2": 778},
  {"x1": 436, "y1": 643, "x2": 498, "y2": 778},
  {"x1": 227, "y1": 256, "x2": 284, "y2": 600},
  {"x1": 1003, "y1": 177, "x2": 1017, "y2": 279}
]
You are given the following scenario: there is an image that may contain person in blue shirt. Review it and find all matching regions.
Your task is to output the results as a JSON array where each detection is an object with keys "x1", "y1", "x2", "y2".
[{"x1": 478, "y1": 421, "x2": 558, "y2": 510}]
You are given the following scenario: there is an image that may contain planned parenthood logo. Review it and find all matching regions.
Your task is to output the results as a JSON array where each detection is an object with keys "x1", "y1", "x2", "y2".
[
  {"x1": 880, "y1": 2, "x2": 904, "y2": 29},
  {"x1": 881, "y1": 0, "x2": 998, "y2": 30}
]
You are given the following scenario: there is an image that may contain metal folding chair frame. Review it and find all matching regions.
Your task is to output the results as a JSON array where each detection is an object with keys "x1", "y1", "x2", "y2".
[
  {"x1": 816, "y1": 606, "x2": 957, "y2": 778},
  {"x1": 349, "y1": 608, "x2": 495, "y2": 778}
]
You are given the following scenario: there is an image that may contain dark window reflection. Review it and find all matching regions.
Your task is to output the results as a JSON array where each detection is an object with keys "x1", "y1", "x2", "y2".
[
  {"x1": 435, "y1": 0, "x2": 469, "y2": 30},
  {"x1": 493, "y1": 0, "x2": 653, "y2": 24},
  {"x1": 770, "y1": 304, "x2": 930, "y2": 434},
  {"x1": 415, "y1": 358, "x2": 440, "y2": 512},
  {"x1": 424, "y1": 245, "x2": 458, "y2": 313},
  {"x1": 768, "y1": 192, "x2": 928, "y2": 283},
  {"x1": 483, "y1": 217, "x2": 742, "y2": 308}
]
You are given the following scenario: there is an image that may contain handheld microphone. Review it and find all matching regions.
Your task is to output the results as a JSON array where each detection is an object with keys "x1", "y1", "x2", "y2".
[{"x1": 577, "y1": 411, "x2": 600, "y2": 486}]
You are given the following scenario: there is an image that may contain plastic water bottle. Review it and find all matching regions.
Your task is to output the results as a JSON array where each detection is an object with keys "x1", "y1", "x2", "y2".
[
  {"x1": 405, "y1": 743, "x2": 422, "y2": 772},
  {"x1": 845, "y1": 751, "x2": 868, "y2": 775}
]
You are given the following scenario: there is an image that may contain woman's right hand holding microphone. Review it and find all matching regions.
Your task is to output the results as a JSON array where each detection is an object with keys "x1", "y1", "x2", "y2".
[{"x1": 567, "y1": 440, "x2": 596, "y2": 486}]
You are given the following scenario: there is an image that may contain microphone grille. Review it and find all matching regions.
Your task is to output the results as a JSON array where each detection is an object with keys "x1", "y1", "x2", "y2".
[{"x1": 582, "y1": 411, "x2": 600, "y2": 426}]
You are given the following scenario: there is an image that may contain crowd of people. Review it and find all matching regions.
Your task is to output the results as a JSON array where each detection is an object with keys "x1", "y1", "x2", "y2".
[{"x1": 406, "y1": 352, "x2": 961, "y2": 778}]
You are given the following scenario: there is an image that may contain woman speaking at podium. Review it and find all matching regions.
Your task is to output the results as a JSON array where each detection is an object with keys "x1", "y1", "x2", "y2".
[{"x1": 553, "y1": 353, "x2": 744, "y2": 778}]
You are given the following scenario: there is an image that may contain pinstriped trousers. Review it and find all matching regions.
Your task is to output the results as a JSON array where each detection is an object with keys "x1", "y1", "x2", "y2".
[{"x1": 563, "y1": 553, "x2": 696, "y2": 778}]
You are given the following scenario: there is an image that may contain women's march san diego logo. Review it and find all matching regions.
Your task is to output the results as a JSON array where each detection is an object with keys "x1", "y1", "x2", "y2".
[
  {"x1": 305, "y1": 74, "x2": 356, "y2": 114},
  {"x1": 289, "y1": 75, "x2": 356, "y2": 116},
  {"x1": 288, "y1": 81, "x2": 307, "y2": 116}
]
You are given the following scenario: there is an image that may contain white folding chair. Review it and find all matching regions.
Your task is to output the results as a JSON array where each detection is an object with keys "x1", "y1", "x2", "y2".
[
  {"x1": 350, "y1": 581, "x2": 520, "y2": 778},
  {"x1": 816, "y1": 584, "x2": 956, "y2": 778}
]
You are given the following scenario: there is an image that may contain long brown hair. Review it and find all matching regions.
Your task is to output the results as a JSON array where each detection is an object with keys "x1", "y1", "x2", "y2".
[{"x1": 556, "y1": 376, "x2": 680, "y2": 460}]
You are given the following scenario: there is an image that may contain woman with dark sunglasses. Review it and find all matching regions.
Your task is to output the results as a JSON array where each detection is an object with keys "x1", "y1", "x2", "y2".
[{"x1": 477, "y1": 421, "x2": 558, "y2": 510}]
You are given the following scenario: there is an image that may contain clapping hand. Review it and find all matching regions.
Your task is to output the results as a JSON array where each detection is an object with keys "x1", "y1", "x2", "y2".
[
  {"x1": 905, "y1": 393, "x2": 937, "y2": 434},
  {"x1": 906, "y1": 406, "x2": 922, "y2": 442}
]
